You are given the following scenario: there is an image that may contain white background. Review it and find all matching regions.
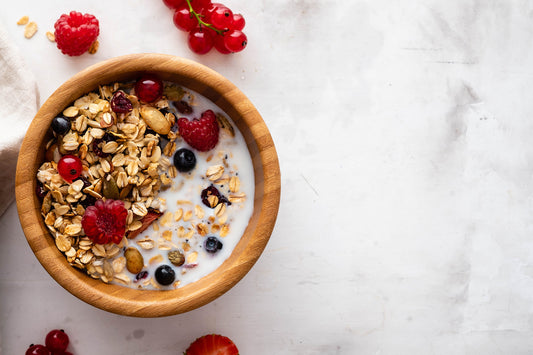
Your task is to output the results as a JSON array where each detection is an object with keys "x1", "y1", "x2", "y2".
[{"x1": 2, "y1": 0, "x2": 533, "y2": 354}]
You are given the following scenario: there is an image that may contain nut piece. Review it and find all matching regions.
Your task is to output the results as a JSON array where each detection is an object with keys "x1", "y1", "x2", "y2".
[
  {"x1": 168, "y1": 250, "x2": 185, "y2": 267},
  {"x1": 140, "y1": 106, "x2": 171, "y2": 134},
  {"x1": 124, "y1": 247, "x2": 144, "y2": 274}
]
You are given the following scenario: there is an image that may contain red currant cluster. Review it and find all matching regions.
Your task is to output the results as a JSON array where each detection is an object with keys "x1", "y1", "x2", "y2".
[
  {"x1": 26, "y1": 329, "x2": 71, "y2": 355},
  {"x1": 163, "y1": 0, "x2": 247, "y2": 54}
]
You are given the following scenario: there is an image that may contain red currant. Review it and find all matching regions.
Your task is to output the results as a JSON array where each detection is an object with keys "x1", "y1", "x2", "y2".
[
  {"x1": 25, "y1": 344, "x2": 49, "y2": 355},
  {"x1": 188, "y1": 27, "x2": 214, "y2": 54},
  {"x1": 209, "y1": 4, "x2": 233, "y2": 30},
  {"x1": 231, "y1": 13, "x2": 245, "y2": 31},
  {"x1": 45, "y1": 329, "x2": 69, "y2": 354},
  {"x1": 135, "y1": 74, "x2": 163, "y2": 103},
  {"x1": 223, "y1": 29, "x2": 247, "y2": 52},
  {"x1": 173, "y1": 6, "x2": 197, "y2": 32},
  {"x1": 162, "y1": 0, "x2": 186, "y2": 9},
  {"x1": 212, "y1": 33, "x2": 231, "y2": 54},
  {"x1": 57, "y1": 155, "x2": 83, "y2": 183}
]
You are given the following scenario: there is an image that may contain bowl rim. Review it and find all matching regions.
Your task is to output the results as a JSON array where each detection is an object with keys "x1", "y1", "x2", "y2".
[{"x1": 15, "y1": 53, "x2": 280, "y2": 317}]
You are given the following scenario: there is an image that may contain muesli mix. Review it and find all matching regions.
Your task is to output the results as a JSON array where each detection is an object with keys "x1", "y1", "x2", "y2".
[{"x1": 36, "y1": 74, "x2": 254, "y2": 289}]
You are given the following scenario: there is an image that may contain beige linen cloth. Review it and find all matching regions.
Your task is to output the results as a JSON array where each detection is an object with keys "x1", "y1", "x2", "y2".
[{"x1": 0, "y1": 24, "x2": 38, "y2": 217}]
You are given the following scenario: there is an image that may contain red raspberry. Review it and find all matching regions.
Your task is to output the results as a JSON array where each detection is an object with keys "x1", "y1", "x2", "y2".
[
  {"x1": 177, "y1": 110, "x2": 220, "y2": 152},
  {"x1": 81, "y1": 199, "x2": 128, "y2": 244},
  {"x1": 54, "y1": 11, "x2": 99, "y2": 56}
]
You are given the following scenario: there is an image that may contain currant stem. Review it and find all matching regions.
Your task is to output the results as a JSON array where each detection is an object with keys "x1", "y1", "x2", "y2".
[{"x1": 185, "y1": 0, "x2": 224, "y2": 35}]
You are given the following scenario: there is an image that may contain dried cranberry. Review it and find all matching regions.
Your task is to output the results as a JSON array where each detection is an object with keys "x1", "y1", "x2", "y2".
[
  {"x1": 36, "y1": 181, "x2": 46, "y2": 199},
  {"x1": 174, "y1": 100, "x2": 193, "y2": 114},
  {"x1": 79, "y1": 194, "x2": 97, "y2": 208},
  {"x1": 92, "y1": 139, "x2": 108, "y2": 158},
  {"x1": 74, "y1": 176, "x2": 91, "y2": 189},
  {"x1": 135, "y1": 270, "x2": 149, "y2": 282},
  {"x1": 110, "y1": 90, "x2": 133, "y2": 113},
  {"x1": 201, "y1": 185, "x2": 231, "y2": 208}
]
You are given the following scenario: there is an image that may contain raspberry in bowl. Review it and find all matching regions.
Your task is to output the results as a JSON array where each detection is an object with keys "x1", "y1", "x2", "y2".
[{"x1": 15, "y1": 54, "x2": 280, "y2": 316}]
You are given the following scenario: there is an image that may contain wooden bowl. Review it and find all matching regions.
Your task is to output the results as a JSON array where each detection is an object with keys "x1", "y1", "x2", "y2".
[{"x1": 15, "y1": 54, "x2": 280, "y2": 317}]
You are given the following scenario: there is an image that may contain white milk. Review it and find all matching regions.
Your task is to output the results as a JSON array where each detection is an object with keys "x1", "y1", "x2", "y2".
[{"x1": 113, "y1": 88, "x2": 255, "y2": 289}]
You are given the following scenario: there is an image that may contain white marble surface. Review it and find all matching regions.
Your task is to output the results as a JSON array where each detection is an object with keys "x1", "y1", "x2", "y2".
[{"x1": 2, "y1": 0, "x2": 533, "y2": 354}]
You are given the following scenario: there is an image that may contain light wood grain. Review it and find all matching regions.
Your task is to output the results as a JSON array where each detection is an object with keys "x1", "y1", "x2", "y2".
[{"x1": 15, "y1": 54, "x2": 280, "y2": 317}]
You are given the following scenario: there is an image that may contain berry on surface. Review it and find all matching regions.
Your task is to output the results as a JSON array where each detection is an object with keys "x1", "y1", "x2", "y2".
[
  {"x1": 163, "y1": 0, "x2": 186, "y2": 9},
  {"x1": 177, "y1": 109, "x2": 219, "y2": 152},
  {"x1": 223, "y1": 29, "x2": 247, "y2": 53},
  {"x1": 173, "y1": 148, "x2": 197, "y2": 172},
  {"x1": 155, "y1": 264, "x2": 176, "y2": 285},
  {"x1": 188, "y1": 27, "x2": 214, "y2": 54},
  {"x1": 209, "y1": 4, "x2": 233, "y2": 30},
  {"x1": 25, "y1": 344, "x2": 49, "y2": 355},
  {"x1": 204, "y1": 236, "x2": 223, "y2": 253},
  {"x1": 57, "y1": 155, "x2": 83, "y2": 182},
  {"x1": 45, "y1": 329, "x2": 69, "y2": 354},
  {"x1": 54, "y1": 11, "x2": 99, "y2": 56},
  {"x1": 231, "y1": 13, "x2": 245, "y2": 31},
  {"x1": 135, "y1": 74, "x2": 164, "y2": 103},
  {"x1": 81, "y1": 199, "x2": 128, "y2": 244},
  {"x1": 51, "y1": 116, "x2": 70, "y2": 135},
  {"x1": 185, "y1": 334, "x2": 239, "y2": 355},
  {"x1": 173, "y1": 6, "x2": 197, "y2": 32}
]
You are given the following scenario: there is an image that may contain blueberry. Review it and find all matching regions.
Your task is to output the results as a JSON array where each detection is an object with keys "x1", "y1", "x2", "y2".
[
  {"x1": 51, "y1": 116, "x2": 70, "y2": 135},
  {"x1": 173, "y1": 148, "x2": 196, "y2": 172},
  {"x1": 154, "y1": 265, "x2": 175, "y2": 286},
  {"x1": 205, "y1": 236, "x2": 223, "y2": 253}
]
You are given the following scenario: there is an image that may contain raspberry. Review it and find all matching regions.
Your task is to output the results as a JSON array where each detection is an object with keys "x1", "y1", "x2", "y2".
[
  {"x1": 81, "y1": 199, "x2": 128, "y2": 244},
  {"x1": 54, "y1": 11, "x2": 99, "y2": 56},
  {"x1": 177, "y1": 109, "x2": 219, "y2": 152}
]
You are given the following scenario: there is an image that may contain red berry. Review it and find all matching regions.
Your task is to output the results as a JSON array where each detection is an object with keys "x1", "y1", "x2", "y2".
[
  {"x1": 45, "y1": 329, "x2": 69, "y2": 354},
  {"x1": 81, "y1": 199, "x2": 128, "y2": 244},
  {"x1": 162, "y1": 0, "x2": 186, "y2": 9},
  {"x1": 173, "y1": 6, "x2": 197, "y2": 32},
  {"x1": 25, "y1": 344, "x2": 49, "y2": 355},
  {"x1": 110, "y1": 90, "x2": 133, "y2": 113},
  {"x1": 212, "y1": 33, "x2": 231, "y2": 54},
  {"x1": 185, "y1": 334, "x2": 239, "y2": 355},
  {"x1": 231, "y1": 13, "x2": 245, "y2": 31},
  {"x1": 135, "y1": 74, "x2": 163, "y2": 103},
  {"x1": 57, "y1": 155, "x2": 83, "y2": 183},
  {"x1": 209, "y1": 5, "x2": 233, "y2": 30},
  {"x1": 177, "y1": 109, "x2": 219, "y2": 151},
  {"x1": 190, "y1": 0, "x2": 212, "y2": 10},
  {"x1": 54, "y1": 11, "x2": 99, "y2": 56},
  {"x1": 188, "y1": 27, "x2": 214, "y2": 54},
  {"x1": 223, "y1": 29, "x2": 247, "y2": 53}
]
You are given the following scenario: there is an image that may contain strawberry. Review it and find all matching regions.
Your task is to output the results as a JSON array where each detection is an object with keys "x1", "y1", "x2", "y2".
[
  {"x1": 177, "y1": 109, "x2": 220, "y2": 152},
  {"x1": 185, "y1": 334, "x2": 239, "y2": 355}
]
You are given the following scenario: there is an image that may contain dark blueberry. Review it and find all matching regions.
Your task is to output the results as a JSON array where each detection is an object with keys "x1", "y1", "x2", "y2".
[
  {"x1": 205, "y1": 236, "x2": 223, "y2": 253},
  {"x1": 51, "y1": 116, "x2": 70, "y2": 135},
  {"x1": 173, "y1": 148, "x2": 196, "y2": 172},
  {"x1": 154, "y1": 265, "x2": 175, "y2": 286}
]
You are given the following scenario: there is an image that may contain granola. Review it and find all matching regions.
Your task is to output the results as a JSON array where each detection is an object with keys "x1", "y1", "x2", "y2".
[{"x1": 37, "y1": 77, "x2": 254, "y2": 290}]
